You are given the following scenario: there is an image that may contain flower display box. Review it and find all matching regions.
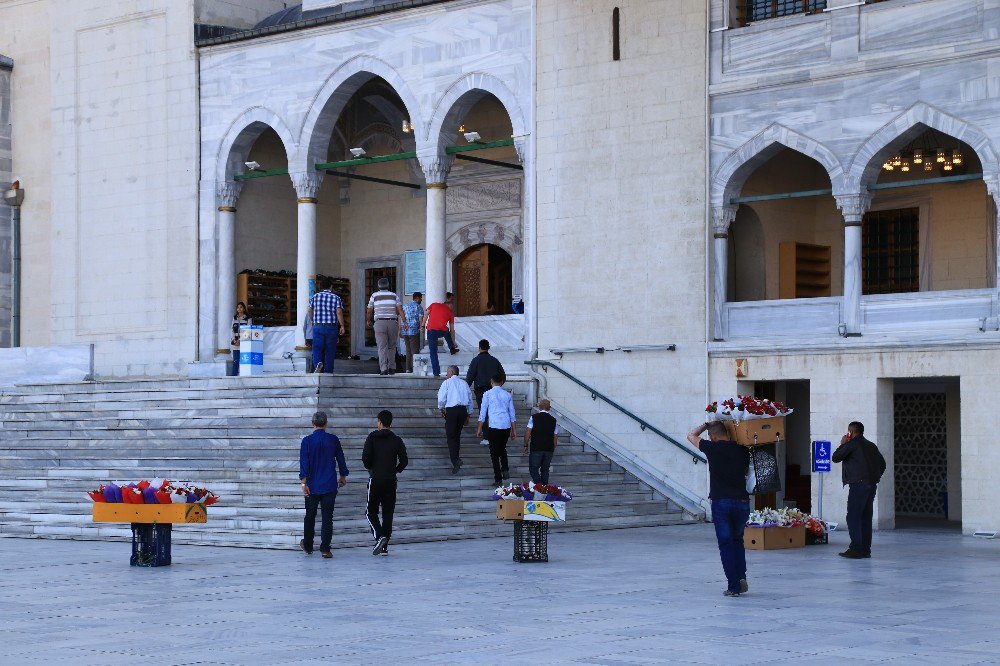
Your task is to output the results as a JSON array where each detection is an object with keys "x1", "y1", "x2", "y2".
[
  {"x1": 724, "y1": 416, "x2": 786, "y2": 446},
  {"x1": 495, "y1": 499, "x2": 566, "y2": 523},
  {"x1": 744, "y1": 525, "x2": 806, "y2": 550},
  {"x1": 92, "y1": 503, "x2": 208, "y2": 524}
]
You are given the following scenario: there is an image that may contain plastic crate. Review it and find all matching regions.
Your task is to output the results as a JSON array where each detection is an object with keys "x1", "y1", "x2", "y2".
[
  {"x1": 513, "y1": 520, "x2": 548, "y2": 563},
  {"x1": 806, "y1": 530, "x2": 829, "y2": 545},
  {"x1": 130, "y1": 523, "x2": 172, "y2": 567}
]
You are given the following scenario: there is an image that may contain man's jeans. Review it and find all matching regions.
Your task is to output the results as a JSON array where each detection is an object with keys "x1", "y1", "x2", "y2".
[
  {"x1": 426, "y1": 329, "x2": 456, "y2": 376},
  {"x1": 312, "y1": 325, "x2": 338, "y2": 373},
  {"x1": 303, "y1": 490, "x2": 337, "y2": 553},
  {"x1": 529, "y1": 451, "x2": 554, "y2": 485},
  {"x1": 712, "y1": 498, "x2": 750, "y2": 593},
  {"x1": 846, "y1": 482, "x2": 877, "y2": 556}
]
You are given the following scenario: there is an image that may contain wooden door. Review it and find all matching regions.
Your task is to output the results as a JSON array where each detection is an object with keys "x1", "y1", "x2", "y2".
[{"x1": 454, "y1": 245, "x2": 489, "y2": 317}]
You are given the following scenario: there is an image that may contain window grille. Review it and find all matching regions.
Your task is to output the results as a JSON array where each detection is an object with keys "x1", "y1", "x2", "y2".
[
  {"x1": 736, "y1": 0, "x2": 827, "y2": 26},
  {"x1": 862, "y1": 207, "x2": 919, "y2": 295}
]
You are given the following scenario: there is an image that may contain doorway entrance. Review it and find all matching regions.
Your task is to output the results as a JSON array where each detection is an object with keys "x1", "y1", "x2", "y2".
[
  {"x1": 893, "y1": 378, "x2": 961, "y2": 530},
  {"x1": 453, "y1": 243, "x2": 512, "y2": 317},
  {"x1": 749, "y1": 380, "x2": 812, "y2": 512}
]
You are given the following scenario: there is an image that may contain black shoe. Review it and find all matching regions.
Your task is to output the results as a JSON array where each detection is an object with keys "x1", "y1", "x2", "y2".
[
  {"x1": 450, "y1": 348, "x2": 460, "y2": 355},
  {"x1": 388, "y1": 369, "x2": 395, "y2": 375},
  {"x1": 321, "y1": 551, "x2": 332, "y2": 559},
  {"x1": 299, "y1": 539, "x2": 312, "y2": 555},
  {"x1": 451, "y1": 459, "x2": 463, "y2": 475},
  {"x1": 723, "y1": 590, "x2": 741, "y2": 597},
  {"x1": 839, "y1": 550, "x2": 864, "y2": 559},
  {"x1": 313, "y1": 362, "x2": 323, "y2": 374},
  {"x1": 861, "y1": 553, "x2": 871, "y2": 559},
  {"x1": 739, "y1": 579, "x2": 748, "y2": 594},
  {"x1": 381, "y1": 537, "x2": 390, "y2": 556},
  {"x1": 373, "y1": 537, "x2": 388, "y2": 556}
]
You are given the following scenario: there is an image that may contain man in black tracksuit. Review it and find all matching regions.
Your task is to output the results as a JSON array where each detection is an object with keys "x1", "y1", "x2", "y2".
[
  {"x1": 362, "y1": 409, "x2": 408, "y2": 556},
  {"x1": 466, "y1": 339, "x2": 506, "y2": 419},
  {"x1": 832, "y1": 421, "x2": 886, "y2": 560}
]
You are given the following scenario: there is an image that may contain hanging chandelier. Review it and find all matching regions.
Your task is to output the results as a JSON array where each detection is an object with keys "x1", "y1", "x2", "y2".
[{"x1": 882, "y1": 130, "x2": 964, "y2": 174}]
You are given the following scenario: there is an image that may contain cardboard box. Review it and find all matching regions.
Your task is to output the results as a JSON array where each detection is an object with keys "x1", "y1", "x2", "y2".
[
  {"x1": 724, "y1": 416, "x2": 786, "y2": 446},
  {"x1": 496, "y1": 499, "x2": 525, "y2": 521},
  {"x1": 744, "y1": 525, "x2": 805, "y2": 550},
  {"x1": 93, "y1": 503, "x2": 208, "y2": 524},
  {"x1": 496, "y1": 500, "x2": 567, "y2": 522}
]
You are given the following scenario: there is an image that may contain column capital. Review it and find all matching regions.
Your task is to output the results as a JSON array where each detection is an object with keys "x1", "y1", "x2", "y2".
[
  {"x1": 418, "y1": 154, "x2": 453, "y2": 185},
  {"x1": 711, "y1": 205, "x2": 738, "y2": 237},
  {"x1": 835, "y1": 192, "x2": 873, "y2": 225},
  {"x1": 513, "y1": 135, "x2": 528, "y2": 164},
  {"x1": 291, "y1": 171, "x2": 323, "y2": 201},
  {"x1": 216, "y1": 181, "x2": 243, "y2": 210}
]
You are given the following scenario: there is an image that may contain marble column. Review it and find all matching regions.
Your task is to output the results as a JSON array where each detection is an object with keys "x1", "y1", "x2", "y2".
[
  {"x1": 711, "y1": 205, "x2": 737, "y2": 341},
  {"x1": 514, "y1": 135, "x2": 536, "y2": 356},
  {"x1": 835, "y1": 193, "x2": 872, "y2": 336},
  {"x1": 292, "y1": 172, "x2": 323, "y2": 348},
  {"x1": 421, "y1": 157, "x2": 451, "y2": 305},
  {"x1": 217, "y1": 182, "x2": 242, "y2": 354}
]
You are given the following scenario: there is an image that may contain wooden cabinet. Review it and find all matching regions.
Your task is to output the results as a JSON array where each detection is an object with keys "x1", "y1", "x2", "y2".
[
  {"x1": 779, "y1": 242, "x2": 831, "y2": 299},
  {"x1": 237, "y1": 272, "x2": 295, "y2": 327}
]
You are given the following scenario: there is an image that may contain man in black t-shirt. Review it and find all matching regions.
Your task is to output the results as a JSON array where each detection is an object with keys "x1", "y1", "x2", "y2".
[{"x1": 688, "y1": 421, "x2": 751, "y2": 597}]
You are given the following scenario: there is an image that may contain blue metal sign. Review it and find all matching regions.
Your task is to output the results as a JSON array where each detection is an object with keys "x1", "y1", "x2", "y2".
[{"x1": 812, "y1": 440, "x2": 832, "y2": 473}]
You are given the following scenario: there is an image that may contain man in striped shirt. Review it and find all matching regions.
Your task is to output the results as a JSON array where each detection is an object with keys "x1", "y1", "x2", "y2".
[
  {"x1": 367, "y1": 278, "x2": 406, "y2": 376},
  {"x1": 308, "y1": 280, "x2": 345, "y2": 374}
]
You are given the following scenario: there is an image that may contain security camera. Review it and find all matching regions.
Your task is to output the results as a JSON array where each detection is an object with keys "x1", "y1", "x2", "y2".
[
  {"x1": 463, "y1": 131, "x2": 482, "y2": 143},
  {"x1": 350, "y1": 147, "x2": 366, "y2": 158},
  {"x1": 244, "y1": 161, "x2": 261, "y2": 171}
]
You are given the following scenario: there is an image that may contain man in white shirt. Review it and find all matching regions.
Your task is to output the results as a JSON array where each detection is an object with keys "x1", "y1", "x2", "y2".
[
  {"x1": 475, "y1": 373, "x2": 517, "y2": 485},
  {"x1": 437, "y1": 365, "x2": 474, "y2": 474}
]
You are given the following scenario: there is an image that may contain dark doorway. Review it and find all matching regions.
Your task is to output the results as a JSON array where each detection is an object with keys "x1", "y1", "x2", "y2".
[
  {"x1": 453, "y1": 244, "x2": 512, "y2": 317},
  {"x1": 752, "y1": 380, "x2": 811, "y2": 513}
]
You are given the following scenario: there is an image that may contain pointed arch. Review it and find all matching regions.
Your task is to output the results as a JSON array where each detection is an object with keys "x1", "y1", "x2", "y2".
[
  {"x1": 711, "y1": 124, "x2": 845, "y2": 207},
  {"x1": 425, "y1": 72, "x2": 527, "y2": 157},
  {"x1": 846, "y1": 102, "x2": 1000, "y2": 192},
  {"x1": 296, "y1": 55, "x2": 424, "y2": 173},
  {"x1": 215, "y1": 106, "x2": 297, "y2": 183}
]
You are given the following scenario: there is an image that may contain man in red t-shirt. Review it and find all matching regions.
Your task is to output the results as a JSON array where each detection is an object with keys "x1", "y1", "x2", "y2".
[{"x1": 424, "y1": 292, "x2": 459, "y2": 377}]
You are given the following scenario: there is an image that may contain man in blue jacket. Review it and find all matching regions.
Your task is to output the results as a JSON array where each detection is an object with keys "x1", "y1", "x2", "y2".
[{"x1": 299, "y1": 411, "x2": 349, "y2": 558}]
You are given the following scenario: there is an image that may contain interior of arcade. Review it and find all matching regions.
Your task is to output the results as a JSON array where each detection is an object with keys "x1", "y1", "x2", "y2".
[
  {"x1": 231, "y1": 77, "x2": 522, "y2": 356},
  {"x1": 728, "y1": 128, "x2": 996, "y2": 304}
]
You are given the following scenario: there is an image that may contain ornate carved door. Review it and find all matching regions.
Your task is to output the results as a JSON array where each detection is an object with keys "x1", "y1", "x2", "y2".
[{"x1": 454, "y1": 245, "x2": 488, "y2": 317}]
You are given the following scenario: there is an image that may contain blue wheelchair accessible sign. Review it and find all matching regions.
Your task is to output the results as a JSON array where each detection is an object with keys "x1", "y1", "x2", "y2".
[{"x1": 812, "y1": 440, "x2": 832, "y2": 473}]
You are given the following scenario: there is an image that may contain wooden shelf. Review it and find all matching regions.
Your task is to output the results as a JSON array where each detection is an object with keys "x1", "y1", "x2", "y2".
[{"x1": 779, "y1": 242, "x2": 831, "y2": 299}]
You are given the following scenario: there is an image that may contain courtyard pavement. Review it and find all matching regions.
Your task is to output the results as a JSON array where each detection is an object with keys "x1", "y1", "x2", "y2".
[{"x1": 2, "y1": 524, "x2": 999, "y2": 665}]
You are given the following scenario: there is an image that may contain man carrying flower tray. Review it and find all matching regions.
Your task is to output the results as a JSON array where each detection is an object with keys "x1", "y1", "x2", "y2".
[{"x1": 688, "y1": 420, "x2": 751, "y2": 598}]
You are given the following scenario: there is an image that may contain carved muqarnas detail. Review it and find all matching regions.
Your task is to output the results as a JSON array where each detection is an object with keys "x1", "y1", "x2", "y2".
[
  {"x1": 447, "y1": 180, "x2": 522, "y2": 214},
  {"x1": 446, "y1": 222, "x2": 523, "y2": 260}
]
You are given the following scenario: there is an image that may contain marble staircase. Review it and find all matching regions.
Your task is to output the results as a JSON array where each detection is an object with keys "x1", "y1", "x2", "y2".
[{"x1": 0, "y1": 375, "x2": 698, "y2": 549}]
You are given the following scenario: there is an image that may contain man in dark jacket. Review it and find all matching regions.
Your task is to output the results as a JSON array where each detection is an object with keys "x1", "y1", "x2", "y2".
[
  {"x1": 299, "y1": 411, "x2": 349, "y2": 558},
  {"x1": 362, "y1": 409, "x2": 408, "y2": 556},
  {"x1": 466, "y1": 339, "x2": 505, "y2": 412},
  {"x1": 832, "y1": 421, "x2": 887, "y2": 559}
]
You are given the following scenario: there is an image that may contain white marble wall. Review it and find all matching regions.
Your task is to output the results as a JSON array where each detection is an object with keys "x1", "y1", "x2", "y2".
[
  {"x1": 197, "y1": 0, "x2": 533, "y2": 362},
  {"x1": 0, "y1": 343, "x2": 94, "y2": 386}
]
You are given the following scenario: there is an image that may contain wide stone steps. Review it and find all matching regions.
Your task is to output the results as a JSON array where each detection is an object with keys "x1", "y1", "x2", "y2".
[{"x1": 0, "y1": 375, "x2": 698, "y2": 549}]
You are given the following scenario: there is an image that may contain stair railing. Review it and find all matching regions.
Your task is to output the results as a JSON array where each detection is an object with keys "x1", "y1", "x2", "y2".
[{"x1": 525, "y1": 360, "x2": 706, "y2": 464}]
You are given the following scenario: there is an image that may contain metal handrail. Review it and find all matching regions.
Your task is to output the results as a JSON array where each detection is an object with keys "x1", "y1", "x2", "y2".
[{"x1": 525, "y1": 360, "x2": 706, "y2": 464}]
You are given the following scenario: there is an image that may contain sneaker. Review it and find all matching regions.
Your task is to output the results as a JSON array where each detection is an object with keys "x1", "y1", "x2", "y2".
[
  {"x1": 321, "y1": 551, "x2": 332, "y2": 559},
  {"x1": 723, "y1": 590, "x2": 741, "y2": 597},
  {"x1": 313, "y1": 362, "x2": 323, "y2": 374},
  {"x1": 380, "y1": 537, "x2": 390, "y2": 556},
  {"x1": 299, "y1": 539, "x2": 312, "y2": 555},
  {"x1": 372, "y1": 537, "x2": 388, "y2": 556},
  {"x1": 739, "y1": 579, "x2": 748, "y2": 594}
]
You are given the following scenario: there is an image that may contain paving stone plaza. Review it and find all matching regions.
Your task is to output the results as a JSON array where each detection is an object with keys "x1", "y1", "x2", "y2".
[{"x1": 3, "y1": 524, "x2": 999, "y2": 664}]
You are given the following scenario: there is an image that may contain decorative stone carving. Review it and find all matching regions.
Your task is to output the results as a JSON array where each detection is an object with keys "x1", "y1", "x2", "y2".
[
  {"x1": 711, "y1": 205, "x2": 738, "y2": 237},
  {"x1": 419, "y1": 156, "x2": 453, "y2": 185},
  {"x1": 448, "y1": 180, "x2": 522, "y2": 214},
  {"x1": 835, "y1": 192, "x2": 873, "y2": 224},
  {"x1": 216, "y1": 181, "x2": 243, "y2": 209},
  {"x1": 290, "y1": 171, "x2": 323, "y2": 200},
  {"x1": 445, "y1": 221, "x2": 522, "y2": 260}
]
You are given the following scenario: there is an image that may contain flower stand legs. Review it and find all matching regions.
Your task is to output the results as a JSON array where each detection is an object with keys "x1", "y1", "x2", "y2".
[{"x1": 130, "y1": 523, "x2": 172, "y2": 567}]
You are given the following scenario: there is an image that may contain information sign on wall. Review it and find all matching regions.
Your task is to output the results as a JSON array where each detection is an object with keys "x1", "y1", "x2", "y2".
[{"x1": 404, "y1": 250, "x2": 426, "y2": 295}]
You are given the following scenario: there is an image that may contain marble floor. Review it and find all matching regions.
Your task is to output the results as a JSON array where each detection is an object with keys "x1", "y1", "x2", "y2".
[{"x1": 2, "y1": 524, "x2": 999, "y2": 665}]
